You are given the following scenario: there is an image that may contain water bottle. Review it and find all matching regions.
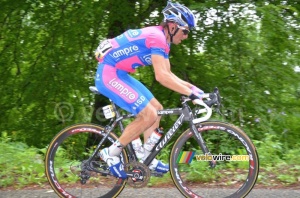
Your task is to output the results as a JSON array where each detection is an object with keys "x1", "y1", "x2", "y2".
[
  {"x1": 132, "y1": 137, "x2": 145, "y2": 160},
  {"x1": 143, "y1": 128, "x2": 164, "y2": 160}
]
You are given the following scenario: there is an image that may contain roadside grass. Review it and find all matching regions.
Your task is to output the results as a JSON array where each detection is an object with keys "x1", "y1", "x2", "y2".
[{"x1": 1, "y1": 132, "x2": 299, "y2": 190}]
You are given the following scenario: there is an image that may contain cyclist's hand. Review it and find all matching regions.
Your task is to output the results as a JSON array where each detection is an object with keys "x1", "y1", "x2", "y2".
[
  {"x1": 189, "y1": 86, "x2": 204, "y2": 100},
  {"x1": 191, "y1": 86, "x2": 204, "y2": 95}
]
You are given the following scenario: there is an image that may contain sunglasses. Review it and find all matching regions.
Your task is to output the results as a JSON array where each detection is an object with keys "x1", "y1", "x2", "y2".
[{"x1": 177, "y1": 25, "x2": 190, "y2": 35}]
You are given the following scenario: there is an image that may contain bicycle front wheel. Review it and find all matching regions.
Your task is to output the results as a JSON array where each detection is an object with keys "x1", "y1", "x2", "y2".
[
  {"x1": 170, "y1": 121, "x2": 259, "y2": 198},
  {"x1": 45, "y1": 124, "x2": 128, "y2": 198}
]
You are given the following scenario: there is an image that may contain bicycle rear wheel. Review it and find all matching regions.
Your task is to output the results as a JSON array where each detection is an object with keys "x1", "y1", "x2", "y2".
[
  {"x1": 170, "y1": 121, "x2": 259, "y2": 198},
  {"x1": 45, "y1": 124, "x2": 128, "y2": 198}
]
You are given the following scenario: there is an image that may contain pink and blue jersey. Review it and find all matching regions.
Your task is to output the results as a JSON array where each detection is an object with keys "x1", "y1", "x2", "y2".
[{"x1": 95, "y1": 26, "x2": 170, "y2": 115}]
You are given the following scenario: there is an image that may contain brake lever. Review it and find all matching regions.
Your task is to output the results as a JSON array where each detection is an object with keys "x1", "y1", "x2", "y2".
[
  {"x1": 204, "y1": 93, "x2": 217, "y2": 107},
  {"x1": 203, "y1": 87, "x2": 223, "y2": 116},
  {"x1": 213, "y1": 87, "x2": 223, "y2": 116}
]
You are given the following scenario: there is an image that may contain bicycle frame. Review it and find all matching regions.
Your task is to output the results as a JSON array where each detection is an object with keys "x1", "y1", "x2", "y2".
[
  {"x1": 86, "y1": 96, "x2": 212, "y2": 171},
  {"x1": 143, "y1": 98, "x2": 211, "y2": 167},
  {"x1": 85, "y1": 99, "x2": 137, "y2": 166},
  {"x1": 87, "y1": 86, "x2": 219, "y2": 170}
]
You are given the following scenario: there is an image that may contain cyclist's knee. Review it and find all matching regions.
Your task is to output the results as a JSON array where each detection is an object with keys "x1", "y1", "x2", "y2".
[
  {"x1": 149, "y1": 98, "x2": 163, "y2": 111},
  {"x1": 138, "y1": 104, "x2": 159, "y2": 123},
  {"x1": 156, "y1": 102, "x2": 163, "y2": 111}
]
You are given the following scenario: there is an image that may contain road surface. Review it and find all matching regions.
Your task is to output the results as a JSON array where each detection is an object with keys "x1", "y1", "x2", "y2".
[{"x1": 1, "y1": 187, "x2": 300, "y2": 198}]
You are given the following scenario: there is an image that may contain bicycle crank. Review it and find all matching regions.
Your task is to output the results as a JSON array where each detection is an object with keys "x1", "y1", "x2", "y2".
[{"x1": 125, "y1": 162, "x2": 150, "y2": 188}]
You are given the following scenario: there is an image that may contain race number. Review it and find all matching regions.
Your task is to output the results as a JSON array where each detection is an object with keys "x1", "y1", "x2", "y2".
[{"x1": 95, "y1": 39, "x2": 113, "y2": 60}]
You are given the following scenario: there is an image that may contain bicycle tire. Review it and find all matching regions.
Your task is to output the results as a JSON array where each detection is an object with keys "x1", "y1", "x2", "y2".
[
  {"x1": 45, "y1": 123, "x2": 128, "y2": 198},
  {"x1": 170, "y1": 121, "x2": 259, "y2": 198}
]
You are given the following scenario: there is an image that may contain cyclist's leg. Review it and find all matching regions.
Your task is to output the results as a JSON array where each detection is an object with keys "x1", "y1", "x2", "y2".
[
  {"x1": 118, "y1": 99, "x2": 161, "y2": 145},
  {"x1": 142, "y1": 99, "x2": 163, "y2": 141},
  {"x1": 118, "y1": 96, "x2": 169, "y2": 173},
  {"x1": 96, "y1": 63, "x2": 162, "y2": 144},
  {"x1": 96, "y1": 63, "x2": 167, "y2": 175},
  {"x1": 96, "y1": 63, "x2": 157, "y2": 178}
]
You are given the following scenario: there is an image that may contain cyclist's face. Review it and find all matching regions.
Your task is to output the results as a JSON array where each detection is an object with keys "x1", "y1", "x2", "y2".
[{"x1": 172, "y1": 25, "x2": 189, "y2": 45}]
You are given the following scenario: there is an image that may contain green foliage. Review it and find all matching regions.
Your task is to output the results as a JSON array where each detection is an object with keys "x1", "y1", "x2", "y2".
[
  {"x1": 1, "y1": 0, "x2": 299, "y2": 148},
  {"x1": 0, "y1": 132, "x2": 46, "y2": 188},
  {"x1": 254, "y1": 133, "x2": 300, "y2": 186},
  {"x1": 0, "y1": 0, "x2": 300, "y2": 189},
  {"x1": 0, "y1": 132, "x2": 84, "y2": 188}
]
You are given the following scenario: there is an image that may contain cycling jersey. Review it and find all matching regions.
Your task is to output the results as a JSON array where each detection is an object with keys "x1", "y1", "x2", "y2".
[
  {"x1": 95, "y1": 26, "x2": 169, "y2": 115},
  {"x1": 96, "y1": 26, "x2": 170, "y2": 72}
]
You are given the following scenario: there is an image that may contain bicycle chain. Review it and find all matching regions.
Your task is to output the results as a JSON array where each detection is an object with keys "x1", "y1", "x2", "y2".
[{"x1": 124, "y1": 161, "x2": 150, "y2": 188}]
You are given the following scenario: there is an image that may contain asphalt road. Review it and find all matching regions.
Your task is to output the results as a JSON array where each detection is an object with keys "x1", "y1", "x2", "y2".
[{"x1": 1, "y1": 187, "x2": 300, "y2": 198}]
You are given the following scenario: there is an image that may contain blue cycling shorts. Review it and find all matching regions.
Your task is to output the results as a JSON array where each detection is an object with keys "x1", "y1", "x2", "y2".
[{"x1": 95, "y1": 63, "x2": 154, "y2": 115}]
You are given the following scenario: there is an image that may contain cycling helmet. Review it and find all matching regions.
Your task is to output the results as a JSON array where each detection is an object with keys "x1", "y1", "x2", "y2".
[{"x1": 162, "y1": 1, "x2": 197, "y2": 29}]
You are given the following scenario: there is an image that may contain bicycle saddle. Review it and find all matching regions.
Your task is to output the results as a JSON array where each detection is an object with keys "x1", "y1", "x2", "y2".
[{"x1": 89, "y1": 86, "x2": 101, "y2": 95}]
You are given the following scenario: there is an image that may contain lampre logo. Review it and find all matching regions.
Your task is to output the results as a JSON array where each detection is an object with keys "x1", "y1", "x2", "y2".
[
  {"x1": 142, "y1": 54, "x2": 152, "y2": 65},
  {"x1": 116, "y1": 34, "x2": 124, "y2": 39},
  {"x1": 109, "y1": 78, "x2": 136, "y2": 100},
  {"x1": 127, "y1": 29, "x2": 142, "y2": 38},
  {"x1": 111, "y1": 45, "x2": 139, "y2": 58}
]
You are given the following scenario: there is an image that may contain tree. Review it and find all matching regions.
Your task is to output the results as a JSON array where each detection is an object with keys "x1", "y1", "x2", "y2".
[{"x1": 0, "y1": 0, "x2": 299, "y2": 149}]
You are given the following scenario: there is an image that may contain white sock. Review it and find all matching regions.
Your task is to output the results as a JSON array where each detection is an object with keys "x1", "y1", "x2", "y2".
[{"x1": 108, "y1": 140, "x2": 124, "y2": 156}]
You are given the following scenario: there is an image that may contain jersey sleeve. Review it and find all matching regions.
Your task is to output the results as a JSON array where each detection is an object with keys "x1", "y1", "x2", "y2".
[{"x1": 146, "y1": 31, "x2": 169, "y2": 59}]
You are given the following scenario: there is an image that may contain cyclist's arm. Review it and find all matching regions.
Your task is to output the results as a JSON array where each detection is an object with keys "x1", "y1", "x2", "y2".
[
  {"x1": 152, "y1": 54, "x2": 192, "y2": 96},
  {"x1": 163, "y1": 58, "x2": 195, "y2": 89},
  {"x1": 171, "y1": 72, "x2": 193, "y2": 88}
]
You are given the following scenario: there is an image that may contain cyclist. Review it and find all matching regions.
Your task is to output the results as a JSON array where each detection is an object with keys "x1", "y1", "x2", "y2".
[{"x1": 95, "y1": 1, "x2": 204, "y2": 179}]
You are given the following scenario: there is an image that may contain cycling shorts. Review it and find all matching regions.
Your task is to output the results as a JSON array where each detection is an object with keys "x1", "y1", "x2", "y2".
[{"x1": 95, "y1": 63, "x2": 154, "y2": 115}]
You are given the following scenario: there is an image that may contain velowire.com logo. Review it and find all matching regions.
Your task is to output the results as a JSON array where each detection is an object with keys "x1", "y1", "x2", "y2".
[{"x1": 177, "y1": 151, "x2": 249, "y2": 164}]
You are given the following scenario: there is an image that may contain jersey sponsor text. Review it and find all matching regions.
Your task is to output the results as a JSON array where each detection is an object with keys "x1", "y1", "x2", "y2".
[
  {"x1": 111, "y1": 45, "x2": 139, "y2": 58},
  {"x1": 109, "y1": 78, "x2": 136, "y2": 100}
]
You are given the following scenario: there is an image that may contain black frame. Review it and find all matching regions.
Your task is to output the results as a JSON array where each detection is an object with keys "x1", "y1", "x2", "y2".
[{"x1": 85, "y1": 96, "x2": 211, "y2": 172}]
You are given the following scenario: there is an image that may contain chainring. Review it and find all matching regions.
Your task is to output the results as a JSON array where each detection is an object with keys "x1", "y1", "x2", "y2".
[{"x1": 124, "y1": 161, "x2": 151, "y2": 188}]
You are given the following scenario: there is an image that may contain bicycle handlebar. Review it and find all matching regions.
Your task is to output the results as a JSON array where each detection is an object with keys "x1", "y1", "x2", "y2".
[
  {"x1": 192, "y1": 99, "x2": 213, "y2": 123},
  {"x1": 190, "y1": 87, "x2": 221, "y2": 124}
]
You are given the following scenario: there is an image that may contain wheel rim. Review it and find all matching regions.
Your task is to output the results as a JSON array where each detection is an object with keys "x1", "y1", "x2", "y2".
[{"x1": 45, "y1": 125, "x2": 127, "y2": 198}]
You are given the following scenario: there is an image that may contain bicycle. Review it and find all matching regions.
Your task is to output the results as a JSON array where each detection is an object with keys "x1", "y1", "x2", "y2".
[{"x1": 45, "y1": 86, "x2": 259, "y2": 198}]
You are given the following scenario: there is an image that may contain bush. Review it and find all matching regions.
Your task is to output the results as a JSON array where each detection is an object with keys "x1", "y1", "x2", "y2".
[{"x1": 0, "y1": 132, "x2": 46, "y2": 188}]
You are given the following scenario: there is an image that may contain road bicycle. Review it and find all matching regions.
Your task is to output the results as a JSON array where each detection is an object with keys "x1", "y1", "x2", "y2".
[{"x1": 45, "y1": 86, "x2": 259, "y2": 198}]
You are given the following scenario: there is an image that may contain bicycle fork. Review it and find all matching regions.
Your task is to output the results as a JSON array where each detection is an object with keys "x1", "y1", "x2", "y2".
[{"x1": 190, "y1": 123, "x2": 216, "y2": 168}]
